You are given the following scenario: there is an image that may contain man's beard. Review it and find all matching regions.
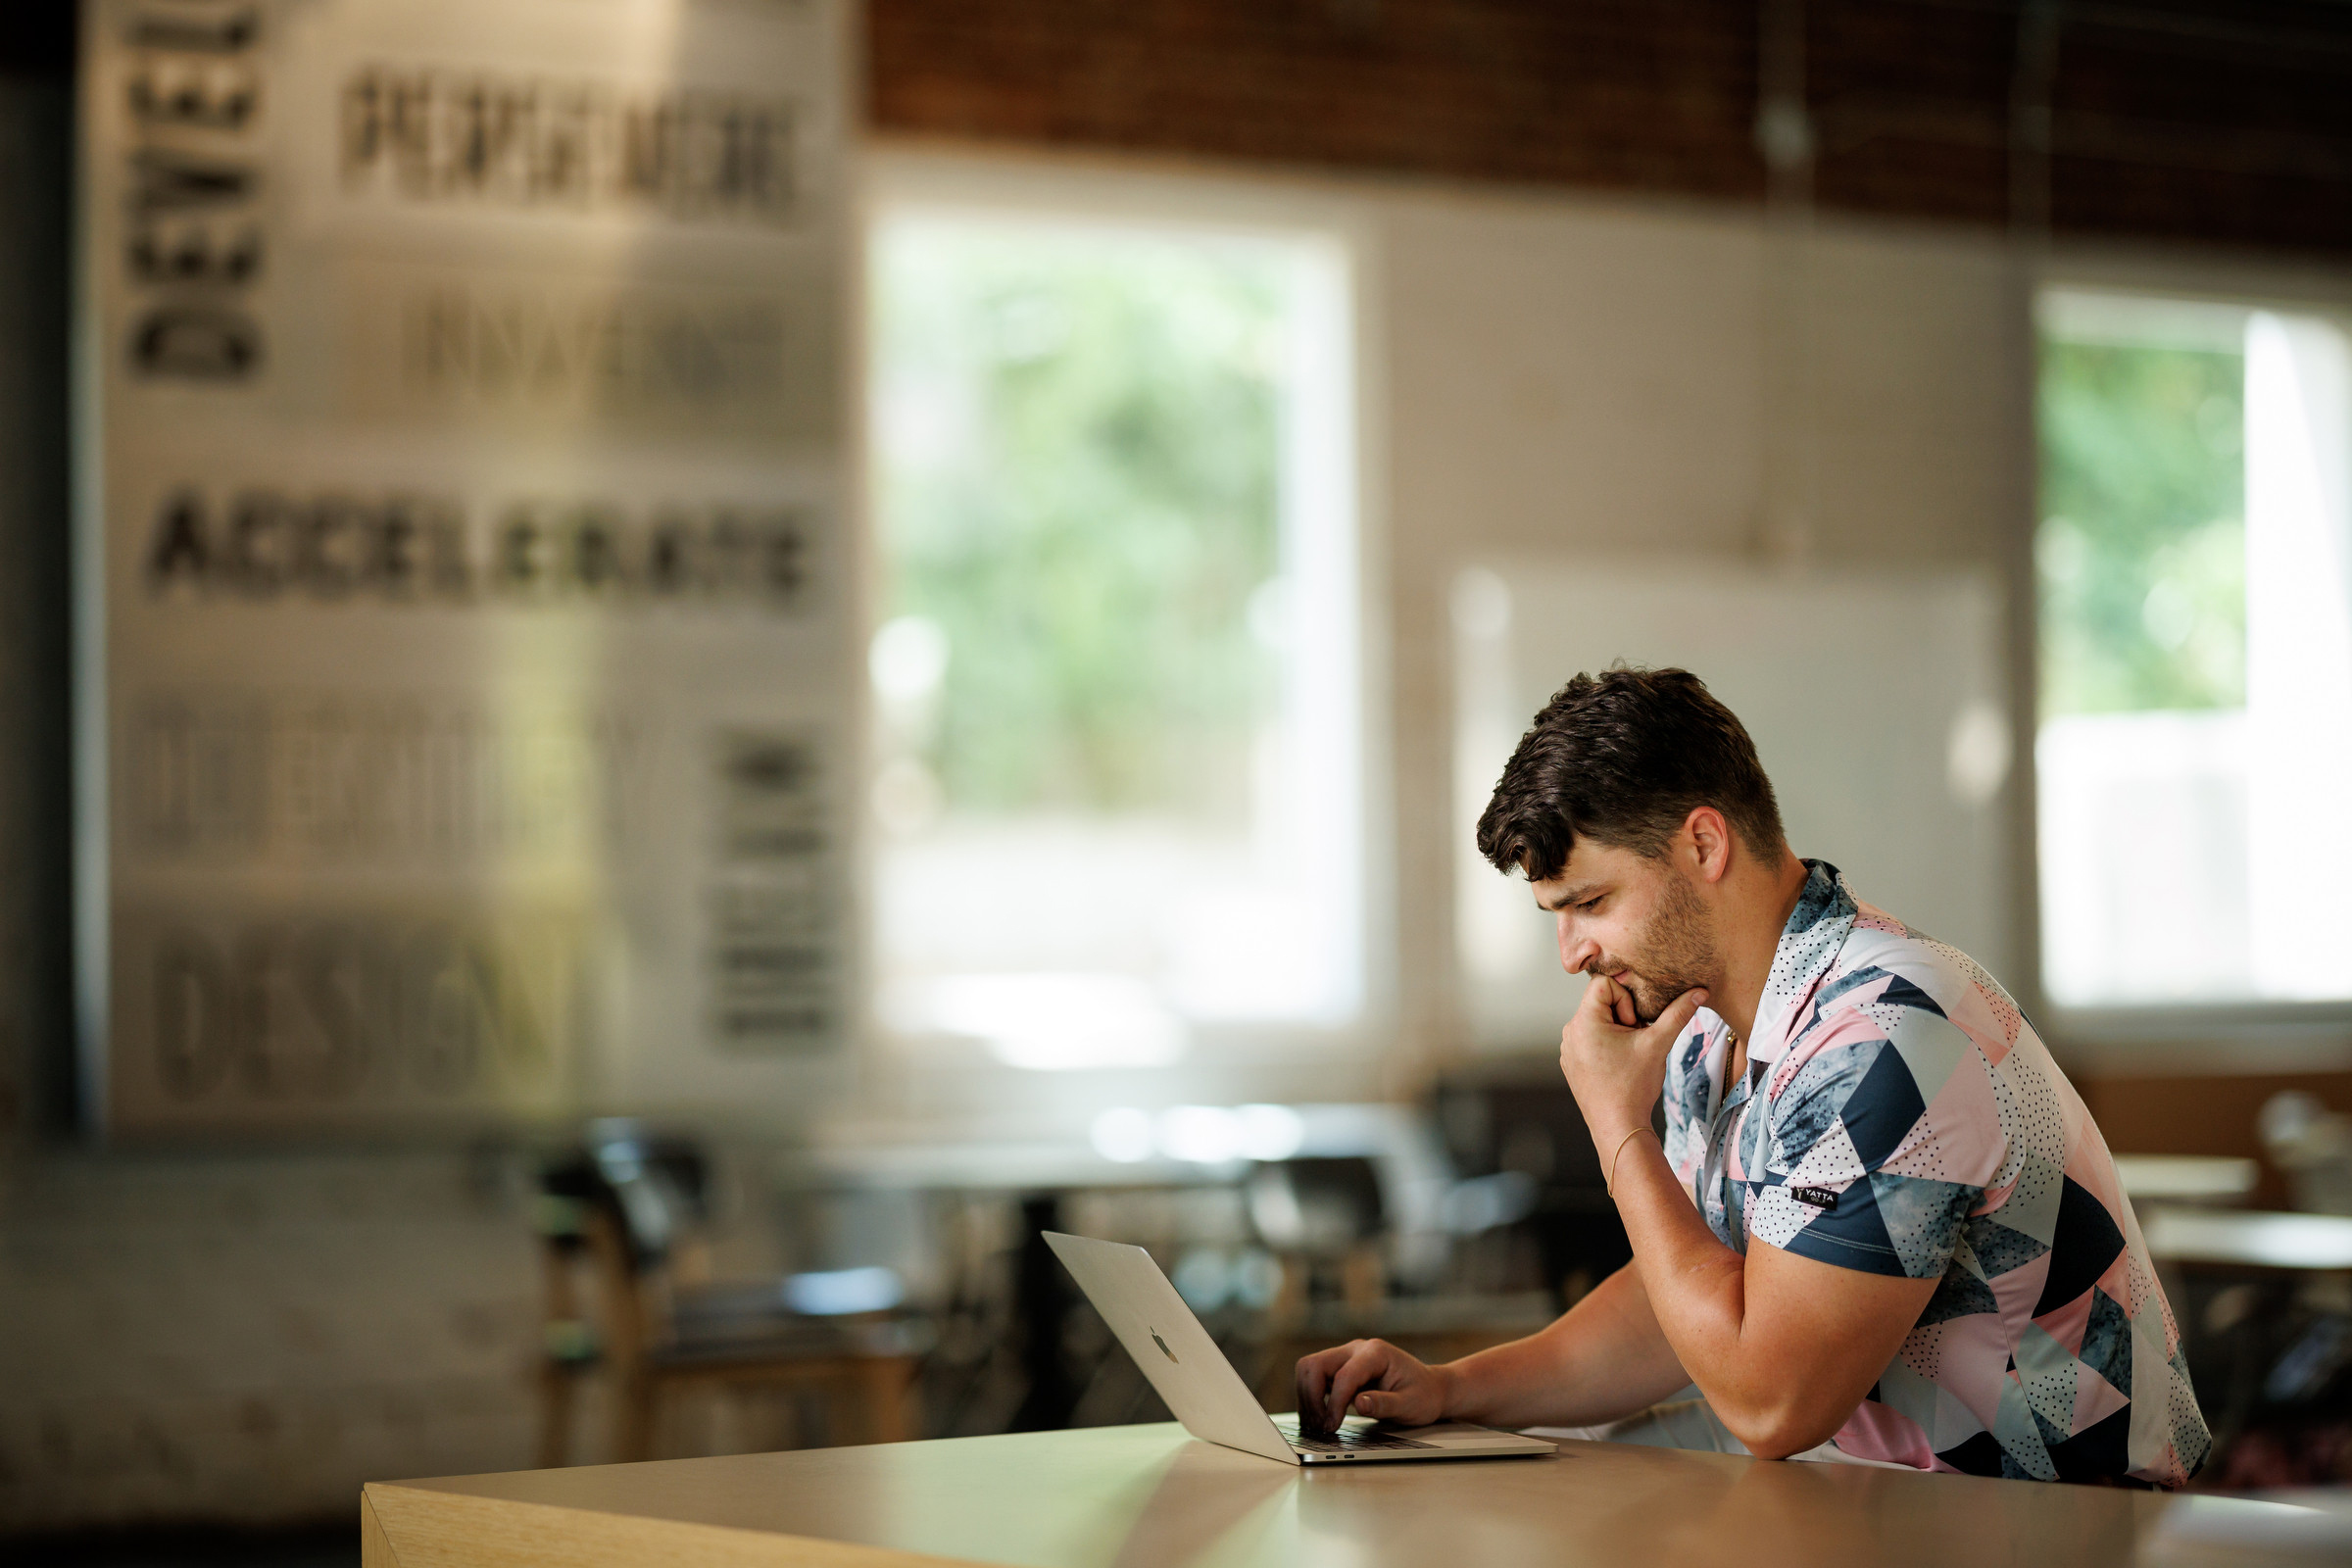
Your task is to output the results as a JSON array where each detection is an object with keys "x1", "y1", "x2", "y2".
[{"x1": 1606, "y1": 872, "x2": 1720, "y2": 1025}]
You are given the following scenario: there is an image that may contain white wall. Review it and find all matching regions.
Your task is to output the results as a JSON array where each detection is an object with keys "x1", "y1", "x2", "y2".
[{"x1": 1374, "y1": 183, "x2": 2031, "y2": 1077}]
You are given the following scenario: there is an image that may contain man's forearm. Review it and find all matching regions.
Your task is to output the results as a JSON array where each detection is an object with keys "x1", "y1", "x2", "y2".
[
  {"x1": 1549, "y1": 973, "x2": 1938, "y2": 1459},
  {"x1": 1436, "y1": 1262, "x2": 1691, "y2": 1430},
  {"x1": 1605, "y1": 1133, "x2": 1797, "y2": 1449}
]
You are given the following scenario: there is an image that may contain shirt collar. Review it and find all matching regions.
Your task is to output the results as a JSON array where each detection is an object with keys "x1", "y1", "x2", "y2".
[{"x1": 1747, "y1": 858, "x2": 1856, "y2": 1064}]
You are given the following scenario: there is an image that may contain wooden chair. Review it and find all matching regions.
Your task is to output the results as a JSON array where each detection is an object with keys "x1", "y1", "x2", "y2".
[{"x1": 534, "y1": 1129, "x2": 924, "y2": 1465}]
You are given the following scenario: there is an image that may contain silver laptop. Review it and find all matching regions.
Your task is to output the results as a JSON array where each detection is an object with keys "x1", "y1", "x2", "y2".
[{"x1": 1044, "y1": 1231, "x2": 1555, "y2": 1466}]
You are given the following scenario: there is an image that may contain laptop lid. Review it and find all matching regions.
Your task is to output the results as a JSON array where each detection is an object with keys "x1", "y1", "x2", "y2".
[{"x1": 1043, "y1": 1231, "x2": 1298, "y2": 1464}]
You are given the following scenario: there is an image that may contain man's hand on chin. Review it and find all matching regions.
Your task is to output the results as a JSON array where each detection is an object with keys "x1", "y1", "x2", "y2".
[{"x1": 1558, "y1": 974, "x2": 1708, "y2": 1158}]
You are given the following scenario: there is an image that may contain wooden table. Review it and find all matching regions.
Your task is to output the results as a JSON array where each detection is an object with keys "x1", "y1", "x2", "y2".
[{"x1": 361, "y1": 1422, "x2": 2341, "y2": 1568}]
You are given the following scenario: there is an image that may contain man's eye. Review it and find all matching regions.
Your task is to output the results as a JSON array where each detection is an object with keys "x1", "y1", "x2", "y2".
[{"x1": 1578, "y1": 897, "x2": 1603, "y2": 913}]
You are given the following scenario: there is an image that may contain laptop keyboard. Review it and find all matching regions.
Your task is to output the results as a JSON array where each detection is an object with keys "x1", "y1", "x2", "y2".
[{"x1": 1277, "y1": 1417, "x2": 1435, "y2": 1453}]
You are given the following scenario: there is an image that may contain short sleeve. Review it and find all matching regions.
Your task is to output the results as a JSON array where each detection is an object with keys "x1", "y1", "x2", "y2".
[{"x1": 1747, "y1": 1013, "x2": 1988, "y2": 1280}]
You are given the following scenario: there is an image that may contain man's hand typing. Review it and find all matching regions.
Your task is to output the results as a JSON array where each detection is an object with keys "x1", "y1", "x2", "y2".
[{"x1": 1292, "y1": 1339, "x2": 1451, "y2": 1434}]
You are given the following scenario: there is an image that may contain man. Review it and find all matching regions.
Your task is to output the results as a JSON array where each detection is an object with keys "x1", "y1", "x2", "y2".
[{"x1": 1296, "y1": 666, "x2": 2209, "y2": 1487}]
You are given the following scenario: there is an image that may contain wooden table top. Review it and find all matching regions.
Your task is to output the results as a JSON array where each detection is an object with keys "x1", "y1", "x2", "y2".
[{"x1": 362, "y1": 1423, "x2": 2336, "y2": 1568}]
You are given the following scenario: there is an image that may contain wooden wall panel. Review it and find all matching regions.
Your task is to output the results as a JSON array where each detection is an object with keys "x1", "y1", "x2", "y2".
[{"x1": 870, "y1": 0, "x2": 2352, "y2": 260}]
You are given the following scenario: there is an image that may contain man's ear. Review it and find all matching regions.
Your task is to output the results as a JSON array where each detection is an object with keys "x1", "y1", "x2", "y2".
[{"x1": 1684, "y1": 807, "x2": 1735, "y2": 883}]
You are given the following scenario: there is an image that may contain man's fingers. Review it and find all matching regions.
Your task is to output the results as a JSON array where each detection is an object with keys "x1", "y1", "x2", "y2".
[
  {"x1": 1324, "y1": 1343, "x2": 1382, "y2": 1422},
  {"x1": 1294, "y1": 1365, "x2": 1326, "y2": 1427},
  {"x1": 1573, "y1": 973, "x2": 1627, "y2": 1034},
  {"x1": 1597, "y1": 974, "x2": 1635, "y2": 1028},
  {"x1": 1296, "y1": 1342, "x2": 1366, "y2": 1428},
  {"x1": 1581, "y1": 973, "x2": 1639, "y2": 1031},
  {"x1": 1650, "y1": 986, "x2": 1711, "y2": 1042},
  {"x1": 1574, "y1": 972, "x2": 1614, "y2": 1023},
  {"x1": 1293, "y1": 1345, "x2": 1351, "y2": 1430},
  {"x1": 1324, "y1": 1341, "x2": 1392, "y2": 1425}
]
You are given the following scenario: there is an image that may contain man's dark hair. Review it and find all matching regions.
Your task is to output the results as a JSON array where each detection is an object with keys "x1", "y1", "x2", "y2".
[{"x1": 1475, "y1": 665, "x2": 1786, "y2": 882}]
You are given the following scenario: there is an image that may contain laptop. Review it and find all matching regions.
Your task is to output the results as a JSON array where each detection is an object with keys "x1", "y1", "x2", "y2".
[{"x1": 1044, "y1": 1231, "x2": 1556, "y2": 1466}]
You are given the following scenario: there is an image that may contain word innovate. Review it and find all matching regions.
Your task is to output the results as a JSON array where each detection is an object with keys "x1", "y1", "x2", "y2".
[{"x1": 143, "y1": 488, "x2": 811, "y2": 608}]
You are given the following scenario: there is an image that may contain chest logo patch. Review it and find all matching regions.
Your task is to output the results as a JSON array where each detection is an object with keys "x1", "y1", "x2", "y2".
[{"x1": 1790, "y1": 1185, "x2": 1841, "y2": 1210}]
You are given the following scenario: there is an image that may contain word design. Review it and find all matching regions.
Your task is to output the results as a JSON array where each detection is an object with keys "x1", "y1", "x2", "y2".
[{"x1": 140, "y1": 913, "x2": 576, "y2": 1104}]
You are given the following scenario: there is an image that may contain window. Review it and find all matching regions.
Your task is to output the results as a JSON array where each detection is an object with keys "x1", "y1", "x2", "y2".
[
  {"x1": 867, "y1": 207, "x2": 1361, "y2": 1068},
  {"x1": 2036, "y1": 290, "x2": 2352, "y2": 1012}
]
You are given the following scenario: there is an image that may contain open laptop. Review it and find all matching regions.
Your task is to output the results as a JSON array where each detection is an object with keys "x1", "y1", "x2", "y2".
[{"x1": 1044, "y1": 1231, "x2": 1555, "y2": 1466}]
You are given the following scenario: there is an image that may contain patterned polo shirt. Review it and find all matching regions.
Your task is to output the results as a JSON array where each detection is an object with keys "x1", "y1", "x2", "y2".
[{"x1": 1661, "y1": 860, "x2": 2210, "y2": 1488}]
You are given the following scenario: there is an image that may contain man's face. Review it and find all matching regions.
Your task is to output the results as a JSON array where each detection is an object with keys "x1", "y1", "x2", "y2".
[{"x1": 1530, "y1": 837, "x2": 1720, "y2": 1025}]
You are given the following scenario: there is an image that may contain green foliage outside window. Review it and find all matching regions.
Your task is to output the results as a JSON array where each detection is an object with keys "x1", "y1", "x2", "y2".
[
  {"x1": 872, "y1": 223, "x2": 1287, "y2": 821},
  {"x1": 2037, "y1": 339, "x2": 2245, "y2": 717}
]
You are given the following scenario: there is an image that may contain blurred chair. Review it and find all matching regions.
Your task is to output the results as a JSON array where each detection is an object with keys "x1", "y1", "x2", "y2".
[
  {"x1": 1247, "y1": 1155, "x2": 1388, "y2": 1317},
  {"x1": 534, "y1": 1122, "x2": 925, "y2": 1465},
  {"x1": 1242, "y1": 1146, "x2": 1557, "y2": 1410},
  {"x1": 1431, "y1": 1070, "x2": 1631, "y2": 1303},
  {"x1": 2134, "y1": 1095, "x2": 2352, "y2": 1488},
  {"x1": 2263, "y1": 1092, "x2": 2352, "y2": 1214}
]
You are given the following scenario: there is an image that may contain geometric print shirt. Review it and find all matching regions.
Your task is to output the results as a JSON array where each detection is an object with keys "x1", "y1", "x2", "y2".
[{"x1": 1661, "y1": 861, "x2": 2211, "y2": 1488}]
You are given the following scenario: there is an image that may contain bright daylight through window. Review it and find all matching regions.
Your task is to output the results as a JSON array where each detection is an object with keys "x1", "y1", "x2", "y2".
[
  {"x1": 867, "y1": 212, "x2": 1360, "y2": 1068},
  {"x1": 2037, "y1": 290, "x2": 2352, "y2": 1009}
]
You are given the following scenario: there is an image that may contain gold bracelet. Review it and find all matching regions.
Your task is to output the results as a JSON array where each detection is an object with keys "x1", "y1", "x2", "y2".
[{"x1": 1605, "y1": 1126, "x2": 1656, "y2": 1197}]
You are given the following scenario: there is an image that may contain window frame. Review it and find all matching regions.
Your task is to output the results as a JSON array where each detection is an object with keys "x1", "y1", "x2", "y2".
[
  {"x1": 2025, "y1": 266, "x2": 2352, "y2": 1073},
  {"x1": 855, "y1": 147, "x2": 1396, "y2": 1085}
]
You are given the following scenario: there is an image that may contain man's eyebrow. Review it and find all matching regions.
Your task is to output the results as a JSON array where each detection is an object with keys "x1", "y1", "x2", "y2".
[{"x1": 1536, "y1": 881, "x2": 1601, "y2": 913}]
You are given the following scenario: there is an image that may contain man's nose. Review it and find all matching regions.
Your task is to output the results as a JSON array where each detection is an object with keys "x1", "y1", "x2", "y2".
[{"x1": 1557, "y1": 916, "x2": 1596, "y2": 974}]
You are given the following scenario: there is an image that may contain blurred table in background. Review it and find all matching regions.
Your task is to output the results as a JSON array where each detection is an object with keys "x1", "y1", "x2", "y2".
[
  {"x1": 792, "y1": 1110, "x2": 1571, "y2": 1438},
  {"x1": 2116, "y1": 1156, "x2": 2262, "y2": 1207},
  {"x1": 2137, "y1": 1200, "x2": 2352, "y2": 1491},
  {"x1": 535, "y1": 1126, "x2": 927, "y2": 1466},
  {"x1": 2143, "y1": 1208, "x2": 2352, "y2": 1272}
]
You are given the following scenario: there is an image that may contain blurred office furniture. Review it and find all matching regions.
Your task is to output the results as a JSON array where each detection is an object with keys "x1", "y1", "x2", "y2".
[
  {"x1": 2142, "y1": 1200, "x2": 2352, "y2": 1488},
  {"x1": 1246, "y1": 1155, "x2": 1389, "y2": 1314},
  {"x1": 1241, "y1": 1143, "x2": 1556, "y2": 1409},
  {"x1": 2263, "y1": 1092, "x2": 2352, "y2": 1214},
  {"x1": 796, "y1": 1138, "x2": 1264, "y2": 1437},
  {"x1": 2146, "y1": 1492, "x2": 2352, "y2": 1562},
  {"x1": 793, "y1": 1105, "x2": 1556, "y2": 1434},
  {"x1": 1431, "y1": 1067, "x2": 1631, "y2": 1302},
  {"x1": 535, "y1": 1123, "x2": 925, "y2": 1464},
  {"x1": 2145, "y1": 1209, "x2": 2352, "y2": 1272},
  {"x1": 2113, "y1": 1154, "x2": 2260, "y2": 1206},
  {"x1": 1007, "y1": 1193, "x2": 1080, "y2": 1432}
]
